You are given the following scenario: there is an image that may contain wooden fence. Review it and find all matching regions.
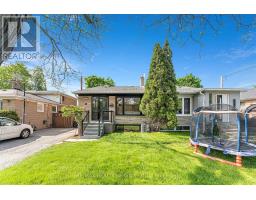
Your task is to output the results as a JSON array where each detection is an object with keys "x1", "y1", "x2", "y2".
[{"x1": 52, "y1": 113, "x2": 74, "y2": 128}]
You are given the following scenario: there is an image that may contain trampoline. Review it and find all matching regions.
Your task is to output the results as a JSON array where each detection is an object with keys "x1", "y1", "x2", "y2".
[{"x1": 190, "y1": 104, "x2": 256, "y2": 167}]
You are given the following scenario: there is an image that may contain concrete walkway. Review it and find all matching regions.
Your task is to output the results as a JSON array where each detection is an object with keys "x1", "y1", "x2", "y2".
[{"x1": 0, "y1": 128, "x2": 76, "y2": 170}]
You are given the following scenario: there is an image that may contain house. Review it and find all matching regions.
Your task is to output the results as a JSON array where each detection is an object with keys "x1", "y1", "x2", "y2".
[
  {"x1": 0, "y1": 89, "x2": 60, "y2": 129},
  {"x1": 74, "y1": 76, "x2": 241, "y2": 136},
  {"x1": 27, "y1": 90, "x2": 77, "y2": 113},
  {"x1": 240, "y1": 88, "x2": 256, "y2": 111}
]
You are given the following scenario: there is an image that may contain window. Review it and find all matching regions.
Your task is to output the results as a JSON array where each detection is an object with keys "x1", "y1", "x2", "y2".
[
  {"x1": 37, "y1": 102, "x2": 44, "y2": 112},
  {"x1": 217, "y1": 95, "x2": 223, "y2": 110},
  {"x1": 124, "y1": 97, "x2": 140, "y2": 115},
  {"x1": 209, "y1": 93, "x2": 212, "y2": 105},
  {"x1": 116, "y1": 96, "x2": 141, "y2": 115},
  {"x1": 52, "y1": 105, "x2": 58, "y2": 113},
  {"x1": 0, "y1": 118, "x2": 16, "y2": 126},
  {"x1": 61, "y1": 96, "x2": 65, "y2": 103},
  {"x1": 184, "y1": 98, "x2": 190, "y2": 114},
  {"x1": 177, "y1": 98, "x2": 182, "y2": 114},
  {"x1": 116, "y1": 97, "x2": 123, "y2": 115},
  {"x1": 176, "y1": 126, "x2": 190, "y2": 131},
  {"x1": 116, "y1": 124, "x2": 141, "y2": 132},
  {"x1": 233, "y1": 99, "x2": 236, "y2": 109},
  {"x1": 177, "y1": 97, "x2": 191, "y2": 115}
]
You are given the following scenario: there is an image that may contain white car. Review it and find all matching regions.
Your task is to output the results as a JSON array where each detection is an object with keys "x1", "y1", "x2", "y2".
[{"x1": 0, "y1": 117, "x2": 33, "y2": 141}]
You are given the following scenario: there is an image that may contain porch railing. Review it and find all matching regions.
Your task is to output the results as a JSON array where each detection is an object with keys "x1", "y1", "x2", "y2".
[
  {"x1": 82, "y1": 110, "x2": 89, "y2": 135},
  {"x1": 98, "y1": 110, "x2": 114, "y2": 137}
]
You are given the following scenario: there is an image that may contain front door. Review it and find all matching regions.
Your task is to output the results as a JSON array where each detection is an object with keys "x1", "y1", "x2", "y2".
[
  {"x1": 216, "y1": 94, "x2": 229, "y2": 122},
  {"x1": 92, "y1": 96, "x2": 109, "y2": 121}
]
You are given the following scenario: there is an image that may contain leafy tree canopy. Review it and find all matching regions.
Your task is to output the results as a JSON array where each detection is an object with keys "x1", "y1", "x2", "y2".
[
  {"x1": 84, "y1": 75, "x2": 115, "y2": 88},
  {"x1": 30, "y1": 67, "x2": 47, "y2": 91},
  {"x1": 177, "y1": 73, "x2": 202, "y2": 88},
  {"x1": 0, "y1": 63, "x2": 32, "y2": 90},
  {"x1": 0, "y1": 63, "x2": 47, "y2": 90}
]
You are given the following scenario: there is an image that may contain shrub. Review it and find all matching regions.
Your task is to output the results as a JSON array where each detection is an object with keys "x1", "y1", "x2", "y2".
[{"x1": 0, "y1": 110, "x2": 20, "y2": 121}]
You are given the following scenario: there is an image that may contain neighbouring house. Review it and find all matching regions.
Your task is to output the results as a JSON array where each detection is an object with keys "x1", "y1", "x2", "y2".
[
  {"x1": 27, "y1": 90, "x2": 77, "y2": 128},
  {"x1": 240, "y1": 88, "x2": 256, "y2": 111},
  {"x1": 74, "y1": 76, "x2": 241, "y2": 137},
  {"x1": 0, "y1": 89, "x2": 60, "y2": 129},
  {"x1": 27, "y1": 91, "x2": 77, "y2": 113}
]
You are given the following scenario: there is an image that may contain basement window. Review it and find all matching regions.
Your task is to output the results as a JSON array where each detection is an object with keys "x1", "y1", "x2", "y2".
[{"x1": 116, "y1": 124, "x2": 141, "y2": 132}]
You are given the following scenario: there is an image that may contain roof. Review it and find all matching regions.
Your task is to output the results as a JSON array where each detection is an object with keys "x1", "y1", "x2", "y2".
[
  {"x1": 27, "y1": 90, "x2": 76, "y2": 100},
  {"x1": 241, "y1": 89, "x2": 256, "y2": 101},
  {"x1": 74, "y1": 86, "x2": 241, "y2": 95},
  {"x1": 202, "y1": 88, "x2": 243, "y2": 92},
  {"x1": 74, "y1": 86, "x2": 145, "y2": 95},
  {"x1": 0, "y1": 89, "x2": 60, "y2": 104}
]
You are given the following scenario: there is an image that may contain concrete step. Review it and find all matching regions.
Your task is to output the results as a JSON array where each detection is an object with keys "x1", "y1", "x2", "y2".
[
  {"x1": 84, "y1": 130, "x2": 99, "y2": 135},
  {"x1": 80, "y1": 135, "x2": 101, "y2": 139}
]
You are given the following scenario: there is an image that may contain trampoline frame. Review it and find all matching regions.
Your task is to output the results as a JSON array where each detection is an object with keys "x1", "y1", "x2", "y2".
[{"x1": 190, "y1": 104, "x2": 256, "y2": 167}]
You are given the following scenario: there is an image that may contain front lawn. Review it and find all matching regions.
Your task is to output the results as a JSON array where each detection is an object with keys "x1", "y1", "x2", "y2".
[{"x1": 0, "y1": 132, "x2": 256, "y2": 184}]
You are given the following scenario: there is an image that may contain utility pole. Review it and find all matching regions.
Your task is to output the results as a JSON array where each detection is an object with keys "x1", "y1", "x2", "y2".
[
  {"x1": 80, "y1": 75, "x2": 83, "y2": 90},
  {"x1": 23, "y1": 82, "x2": 26, "y2": 124}
]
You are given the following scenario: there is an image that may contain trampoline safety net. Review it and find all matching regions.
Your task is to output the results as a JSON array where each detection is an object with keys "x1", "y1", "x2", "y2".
[{"x1": 190, "y1": 104, "x2": 256, "y2": 156}]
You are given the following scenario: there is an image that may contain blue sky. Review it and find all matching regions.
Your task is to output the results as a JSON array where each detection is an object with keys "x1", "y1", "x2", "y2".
[
  {"x1": 7, "y1": 15, "x2": 256, "y2": 93},
  {"x1": 68, "y1": 15, "x2": 256, "y2": 92}
]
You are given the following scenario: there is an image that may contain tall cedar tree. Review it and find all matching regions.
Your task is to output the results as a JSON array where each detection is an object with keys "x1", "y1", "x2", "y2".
[{"x1": 140, "y1": 41, "x2": 178, "y2": 130}]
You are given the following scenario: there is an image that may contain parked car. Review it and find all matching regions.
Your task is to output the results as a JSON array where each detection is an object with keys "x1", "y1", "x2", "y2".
[{"x1": 0, "y1": 117, "x2": 33, "y2": 141}]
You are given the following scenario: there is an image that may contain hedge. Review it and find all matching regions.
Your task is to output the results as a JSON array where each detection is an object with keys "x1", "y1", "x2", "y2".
[{"x1": 0, "y1": 110, "x2": 20, "y2": 121}]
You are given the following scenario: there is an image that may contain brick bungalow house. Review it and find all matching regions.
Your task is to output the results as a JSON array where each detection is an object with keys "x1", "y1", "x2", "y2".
[
  {"x1": 74, "y1": 76, "x2": 241, "y2": 138},
  {"x1": 0, "y1": 89, "x2": 60, "y2": 129}
]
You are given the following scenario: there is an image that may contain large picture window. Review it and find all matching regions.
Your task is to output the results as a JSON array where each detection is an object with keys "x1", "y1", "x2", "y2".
[{"x1": 116, "y1": 96, "x2": 141, "y2": 115}]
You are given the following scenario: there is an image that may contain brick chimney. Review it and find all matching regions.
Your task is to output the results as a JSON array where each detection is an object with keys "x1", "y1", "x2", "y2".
[{"x1": 140, "y1": 74, "x2": 145, "y2": 88}]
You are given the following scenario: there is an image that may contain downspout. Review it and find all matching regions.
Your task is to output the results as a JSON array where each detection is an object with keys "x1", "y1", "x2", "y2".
[{"x1": 200, "y1": 89, "x2": 205, "y2": 107}]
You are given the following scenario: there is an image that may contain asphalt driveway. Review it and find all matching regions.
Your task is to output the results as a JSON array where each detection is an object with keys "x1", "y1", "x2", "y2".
[{"x1": 0, "y1": 128, "x2": 76, "y2": 170}]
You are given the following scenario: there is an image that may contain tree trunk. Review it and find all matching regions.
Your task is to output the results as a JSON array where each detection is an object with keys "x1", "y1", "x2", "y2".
[{"x1": 78, "y1": 123, "x2": 83, "y2": 136}]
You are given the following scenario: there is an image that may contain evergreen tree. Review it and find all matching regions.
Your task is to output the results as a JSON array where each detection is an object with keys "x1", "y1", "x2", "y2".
[
  {"x1": 140, "y1": 41, "x2": 178, "y2": 130},
  {"x1": 30, "y1": 67, "x2": 47, "y2": 91}
]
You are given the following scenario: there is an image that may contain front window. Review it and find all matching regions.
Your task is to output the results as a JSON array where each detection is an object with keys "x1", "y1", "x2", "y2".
[
  {"x1": 37, "y1": 102, "x2": 44, "y2": 112},
  {"x1": 177, "y1": 97, "x2": 191, "y2": 115},
  {"x1": 177, "y1": 98, "x2": 182, "y2": 114},
  {"x1": 184, "y1": 98, "x2": 190, "y2": 114},
  {"x1": 116, "y1": 96, "x2": 141, "y2": 115},
  {"x1": 209, "y1": 93, "x2": 212, "y2": 105},
  {"x1": 233, "y1": 99, "x2": 236, "y2": 109}
]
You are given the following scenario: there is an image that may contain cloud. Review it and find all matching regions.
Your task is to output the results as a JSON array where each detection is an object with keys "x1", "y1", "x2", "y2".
[{"x1": 216, "y1": 47, "x2": 256, "y2": 60}]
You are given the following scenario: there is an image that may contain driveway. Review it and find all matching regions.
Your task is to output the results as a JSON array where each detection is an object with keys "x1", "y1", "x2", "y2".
[{"x1": 0, "y1": 128, "x2": 76, "y2": 170}]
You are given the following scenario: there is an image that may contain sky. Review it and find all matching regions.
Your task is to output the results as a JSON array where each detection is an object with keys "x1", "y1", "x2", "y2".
[{"x1": 5, "y1": 15, "x2": 256, "y2": 93}]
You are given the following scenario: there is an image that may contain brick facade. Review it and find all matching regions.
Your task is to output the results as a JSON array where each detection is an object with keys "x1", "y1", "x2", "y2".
[{"x1": 2, "y1": 99, "x2": 54, "y2": 130}]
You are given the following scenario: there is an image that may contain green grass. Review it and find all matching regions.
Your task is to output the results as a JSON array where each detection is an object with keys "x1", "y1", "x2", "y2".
[{"x1": 0, "y1": 132, "x2": 256, "y2": 184}]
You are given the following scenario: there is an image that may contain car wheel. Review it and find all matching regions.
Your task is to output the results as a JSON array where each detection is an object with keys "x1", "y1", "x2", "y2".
[{"x1": 20, "y1": 129, "x2": 30, "y2": 139}]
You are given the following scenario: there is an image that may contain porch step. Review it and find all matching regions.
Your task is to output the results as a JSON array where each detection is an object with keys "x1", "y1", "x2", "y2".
[
  {"x1": 83, "y1": 122, "x2": 104, "y2": 138},
  {"x1": 80, "y1": 135, "x2": 101, "y2": 139}
]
